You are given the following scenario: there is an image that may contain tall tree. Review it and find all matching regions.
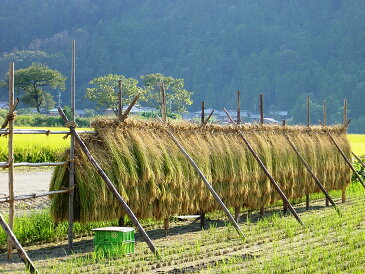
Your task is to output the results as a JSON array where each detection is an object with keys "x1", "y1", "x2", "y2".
[
  {"x1": 85, "y1": 74, "x2": 142, "y2": 114},
  {"x1": 141, "y1": 73, "x2": 193, "y2": 114},
  {"x1": 13, "y1": 63, "x2": 66, "y2": 112}
]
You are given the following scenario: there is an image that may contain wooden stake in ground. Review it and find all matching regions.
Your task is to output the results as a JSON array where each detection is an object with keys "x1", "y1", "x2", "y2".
[
  {"x1": 284, "y1": 134, "x2": 341, "y2": 217},
  {"x1": 160, "y1": 120, "x2": 245, "y2": 239},
  {"x1": 200, "y1": 101, "x2": 206, "y2": 229},
  {"x1": 58, "y1": 107, "x2": 160, "y2": 258},
  {"x1": 0, "y1": 213, "x2": 38, "y2": 273},
  {"x1": 118, "y1": 79, "x2": 123, "y2": 119},
  {"x1": 259, "y1": 94, "x2": 265, "y2": 216},
  {"x1": 224, "y1": 110, "x2": 304, "y2": 226},
  {"x1": 7, "y1": 62, "x2": 15, "y2": 260},
  {"x1": 68, "y1": 40, "x2": 76, "y2": 253},
  {"x1": 320, "y1": 121, "x2": 365, "y2": 191},
  {"x1": 282, "y1": 119, "x2": 288, "y2": 214},
  {"x1": 323, "y1": 100, "x2": 329, "y2": 207},
  {"x1": 305, "y1": 96, "x2": 310, "y2": 210}
]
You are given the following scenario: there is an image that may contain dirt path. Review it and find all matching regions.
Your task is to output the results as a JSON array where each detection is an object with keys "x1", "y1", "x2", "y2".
[{"x1": 0, "y1": 169, "x2": 53, "y2": 196}]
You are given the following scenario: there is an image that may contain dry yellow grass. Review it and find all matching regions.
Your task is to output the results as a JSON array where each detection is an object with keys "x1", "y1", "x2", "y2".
[{"x1": 50, "y1": 119, "x2": 351, "y2": 222}]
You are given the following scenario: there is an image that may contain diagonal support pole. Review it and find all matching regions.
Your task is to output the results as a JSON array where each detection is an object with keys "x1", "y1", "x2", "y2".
[
  {"x1": 160, "y1": 119, "x2": 245, "y2": 239},
  {"x1": 0, "y1": 213, "x2": 38, "y2": 273},
  {"x1": 119, "y1": 94, "x2": 141, "y2": 122},
  {"x1": 58, "y1": 107, "x2": 160, "y2": 259},
  {"x1": 320, "y1": 121, "x2": 365, "y2": 190},
  {"x1": 284, "y1": 134, "x2": 341, "y2": 216},
  {"x1": 352, "y1": 152, "x2": 365, "y2": 170},
  {"x1": 224, "y1": 109, "x2": 304, "y2": 226}
]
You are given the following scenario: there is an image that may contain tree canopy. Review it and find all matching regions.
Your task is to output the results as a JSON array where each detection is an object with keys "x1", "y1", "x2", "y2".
[
  {"x1": 85, "y1": 74, "x2": 142, "y2": 114},
  {"x1": 141, "y1": 73, "x2": 193, "y2": 114},
  {"x1": 13, "y1": 63, "x2": 66, "y2": 112}
]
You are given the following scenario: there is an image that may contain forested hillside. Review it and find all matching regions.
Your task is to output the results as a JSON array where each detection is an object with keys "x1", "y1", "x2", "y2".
[{"x1": 0, "y1": 0, "x2": 364, "y2": 130}]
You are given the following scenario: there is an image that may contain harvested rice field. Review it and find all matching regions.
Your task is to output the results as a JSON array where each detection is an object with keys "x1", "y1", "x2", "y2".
[{"x1": 1, "y1": 184, "x2": 365, "y2": 273}]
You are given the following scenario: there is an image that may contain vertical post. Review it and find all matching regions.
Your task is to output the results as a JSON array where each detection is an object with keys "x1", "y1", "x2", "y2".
[
  {"x1": 259, "y1": 94, "x2": 264, "y2": 125},
  {"x1": 68, "y1": 40, "x2": 76, "y2": 252},
  {"x1": 200, "y1": 101, "x2": 205, "y2": 228},
  {"x1": 343, "y1": 99, "x2": 347, "y2": 125},
  {"x1": 237, "y1": 90, "x2": 241, "y2": 125},
  {"x1": 323, "y1": 99, "x2": 329, "y2": 207},
  {"x1": 7, "y1": 62, "x2": 14, "y2": 260},
  {"x1": 323, "y1": 100, "x2": 327, "y2": 126},
  {"x1": 161, "y1": 82, "x2": 168, "y2": 233},
  {"x1": 118, "y1": 80, "x2": 123, "y2": 119},
  {"x1": 161, "y1": 82, "x2": 166, "y2": 122},
  {"x1": 306, "y1": 96, "x2": 310, "y2": 210},
  {"x1": 282, "y1": 119, "x2": 288, "y2": 214},
  {"x1": 201, "y1": 101, "x2": 205, "y2": 124}
]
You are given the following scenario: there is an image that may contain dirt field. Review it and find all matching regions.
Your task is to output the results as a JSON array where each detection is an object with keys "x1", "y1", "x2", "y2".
[{"x1": 1, "y1": 194, "x2": 365, "y2": 273}]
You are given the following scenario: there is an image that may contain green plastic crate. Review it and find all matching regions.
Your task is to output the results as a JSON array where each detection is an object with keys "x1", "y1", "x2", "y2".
[
  {"x1": 92, "y1": 227, "x2": 135, "y2": 255},
  {"x1": 94, "y1": 240, "x2": 135, "y2": 256}
]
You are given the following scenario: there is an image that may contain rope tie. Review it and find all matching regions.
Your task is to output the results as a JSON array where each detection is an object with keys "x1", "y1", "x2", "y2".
[
  {"x1": 6, "y1": 112, "x2": 16, "y2": 122},
  {"x1": 65, "y1": 121, "x2": 78, "y2": 129}
]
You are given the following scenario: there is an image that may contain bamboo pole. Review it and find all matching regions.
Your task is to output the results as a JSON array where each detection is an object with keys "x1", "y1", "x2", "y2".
[
  {"x1": 259, "y1": 94, "x2": 264, "y2": 125},
  {"x1": 0, "y1": 161, "x2": 67, "y2": 168},
  {"x1": 0, "y1": 186, "x2": 75, "y2": 203},
  {"x1": 282, "y1": 119, "x2": 288, "y2": 214},
  {"x1": 119, "y1": 94, "x2": 140, "y2": 122},
  {"x1": 320, "y1": 121, "x2": 365, "y2": 190},
  {"x1": 343, "y1": 99, "x2": 347, "y2": 125},
  {"x1": 0, "y1": 213, "x2": 38, "y2": 273},
  {"x1": 202, "y1": 110, "x2": 214, "y2": 126},
  {"x1": 58, "y1": 107, "x2": 160, "y2": 258},
  {"x1": 7, "y1": 62, "x2": 14, "y2": 260},
  {"x1": 224, "y1": 111, "x2": 304, "y2": 226},
  {"x1": 284, "y1": 134, "x2": 341, "y2": 216},
  {"x1": 200, "y1": 101, "x2": 205, "y2": 229},
  {"x1": 118, "y1": 79, "x2": 123, "y2": 119},
  {"x1": 305, "y1": 96, "x2": 310, "y2": 210},
  {"x1": 0, "y1": 129, "x2": 95, "y2": 135},
  {"x1": 161, "y1": 122, "x2": 245, "y2": 239},
  {"x1": 161, "y1": 82, "x2": 166, "y2": 122},
  {"x1": 322, "y1": 100, "x2": 329, "y2": 206},
  {"x1": 68, "y1": 40, "x2": 76, "y2": 252},
  {"x1": 237, "y1": 90, "x2": 241, "y2": 125},
  {"x1": 352, "y1": 152, "x2": 365, "y2": 169}
]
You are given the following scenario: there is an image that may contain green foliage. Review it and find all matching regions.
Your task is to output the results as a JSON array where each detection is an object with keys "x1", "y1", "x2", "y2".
[
  {"x1": 12, "y1": 63, "x2": 66, "y2": 112},
  {"x1": 85, "y1": 74, "x2": 143, "y2": 114},
  {"x1": 141, "y1": 73, "x2": 193, "y2": 114},
  {"x1": 0, "y1": 209, "x2": 117, "y2": 248}
]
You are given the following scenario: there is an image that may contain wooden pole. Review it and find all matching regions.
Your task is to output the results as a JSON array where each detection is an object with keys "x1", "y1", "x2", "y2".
[
  {"x1": 237, "y1": 90, "x2": 241, "y2": 125},
  {"x1": 161, "y1": 121, "x2": 245, "y2": 239},
  {"x1": 282, "y1": 119, "x2": 288, "y2": 214},
  {"x1": 352, "y1": 152, "x2": 365, "y2": 169},
  {"x1": 320, "y1": 121, "x2": 365, "y2": 190},
  {"x1": 200, "y1": 101, "x2": 205, "y2": 229},
  {"x1": 1, "y1": 98, "x2": 19, "y2": 129},
  {"x1": 0, "y1": 213, "x2": 38, "y2": 273},
  {"x1": 323, "y1": 100, "x2": 327, "y2": 126},
  {"x1": 322, "y1": 99, "x2": 329, "y2": 206},
  {"x1": 259, "y1": 94, "x2": 264, "y2": 125},
  {"x1": 7, "y1": 62, "x2": 14, "y2": 260},
  {"x1": 202, "y1": 110, "x2": 215, "y2": 126},
  {"x1": 224, "y1": 112, "x2": 304, "y2": 226},
  {"x1": 119, "y1": 94, "x2": 140, "y2": 122},
  {"x1": 58, "y1": 107, "x2": 160, "y2": 258},
  {"x1": 118, "y1": 80, "x2": 123, "y2": 119},
  {"x1": 343, "y1": 99, "x2": 347, "y2": 125},
  {"x1": 285, "y1": 134, "x2": 341, "y2": 216},
  {"x1": 161, "y1": 82, "x2": 166, "y2": 122},
  {"x1": 68, "y1": 40, "x2": 76, "y2": 252},
  {"x1": 305, "y1": 96, "x2": 310, "y2": 210}
]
